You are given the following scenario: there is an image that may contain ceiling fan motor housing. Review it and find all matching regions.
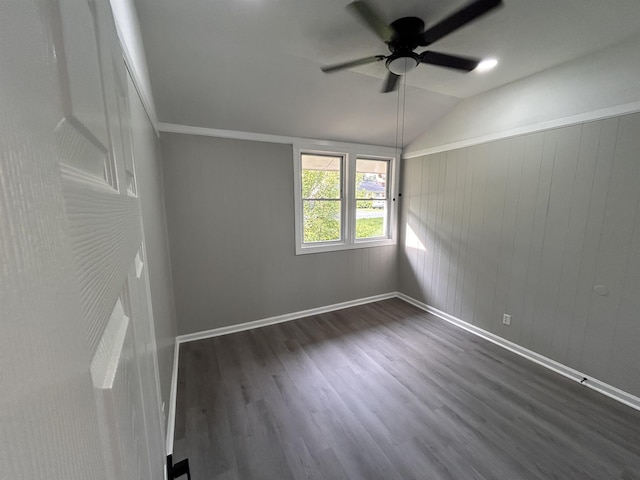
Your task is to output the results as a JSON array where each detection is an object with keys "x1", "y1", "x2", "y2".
[{"x1": 389, "y1": 17, "x2": 426, "y2": 51}]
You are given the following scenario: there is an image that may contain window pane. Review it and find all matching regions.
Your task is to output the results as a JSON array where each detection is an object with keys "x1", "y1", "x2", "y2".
[
  {"x1": 356, "y1": 159, "x2": 388, "y2": 200},
  {"x1": 356, "y1": 199, "x2": 387, "y2": 239},
  {"x1": 303, "y1": 200, "x2": 342, "y2": 243},
  {"x1": 302, "y1": 154, "x2": 342, "y2": 199}
]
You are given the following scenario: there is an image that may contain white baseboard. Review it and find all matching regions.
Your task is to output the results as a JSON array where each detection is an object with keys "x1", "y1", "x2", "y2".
[
  {"x1": 165, "y1": 338, "x2": 180, "y2": 455},
  {"x1": 397, "y1": 292, "x2": 640, "y2": 412},
  {"x1": 175, "y1": 292, "x2": 397, "y2": 344}
]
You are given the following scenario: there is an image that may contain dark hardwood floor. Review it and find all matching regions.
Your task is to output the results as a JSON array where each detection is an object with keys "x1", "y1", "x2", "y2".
[{"x1": 173, "y1": 298, "x2": 640, "y2": 479}]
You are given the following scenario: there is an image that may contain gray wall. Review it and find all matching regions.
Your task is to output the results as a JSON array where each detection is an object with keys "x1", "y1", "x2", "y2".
[
  {"x1": 398, "y1": 112, "x2": 640, "y2": 397},
  {"x1": 161, "y1": 133, "x2": 398, "y2": 335},
  {"x1": 129, "y1": 79, "x2": 178, "y2": 422}
]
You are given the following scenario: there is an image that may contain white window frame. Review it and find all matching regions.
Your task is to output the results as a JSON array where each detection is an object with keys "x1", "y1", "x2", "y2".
[{"x1": 293, "y1": 140, "x2": 398, "y2": 255}]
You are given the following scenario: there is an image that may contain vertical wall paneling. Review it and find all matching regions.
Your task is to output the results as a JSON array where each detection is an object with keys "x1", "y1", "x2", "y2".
[
  {"x1": 436, "y1": 150, "x2": 457, "y2": 311},
  {"x1": 565, "y1": 118, "x2": 617, "y2": 367},
  {"x1": 408, "y1": 157, "x2": 421, "y2": 290},
  {"x1": 404, "y1": 154, "x2": 423, "y2": 300},
  {"x1": 406, "y1": 154, "x2": 422, "y2": 300},
  {"x1": 530, "y1": 126, "x2": 582, "y2": 357},
  {"x1": 426, "y1": 154, "x2": 442, "y2": 304},
  {"x1": 580, "y1": 114, "x2": 640, "y2": 380},
  {"x1": 446, "y1": 148, "x2": 466, "y2": 315},
  {"x1": 459, "y1": 144, "x2": 489, "y2": 326},
  {"x1": 490, "y1": 136, "x2": 524, "y2": 338},
  {"x1": 415, "y1": 157, "x2": 429, "y2": 301},
  {"x1": 550, "y1": 122, "x2": 599, "y2": 362},
  {"x1": 453, "y1": 147, "x2": 473, "y2": 318},
  {"x1": 608, "y1": 178, "x2": 640, "y2": 394},
  {"x1": 518, "y1": 130, "x2": 556, "y2": 349},
  {"x1": 473, "y1": 140, "x2": 510, "y2": 332},
  {"x1": 505, "y1": 132, "x2": 544, "y2": 344},
  {"x1": 412, "y1": 155, "x2": 428, "y2": 302},
  {"x1": 399, "y1": 112, "x2": 640, "y2": 398},
  {"x1": 432, "y1": 153, "x2": 447, "y2": 310}
]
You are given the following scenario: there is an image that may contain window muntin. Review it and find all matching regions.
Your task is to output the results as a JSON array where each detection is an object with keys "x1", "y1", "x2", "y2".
[
  {"x1": 355, "y1": 158, "x2": 389, "y2": 240},
  {"x1": 301, "y1": 154, "x2": 343, "y2": 243}
]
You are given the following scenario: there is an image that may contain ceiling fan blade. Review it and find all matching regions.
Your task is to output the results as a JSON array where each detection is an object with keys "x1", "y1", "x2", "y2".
[
  {"x1": 419, "y1": 51, "x2": 479, "y2": 72},
  {"x1": 321, "y1": 55, "x2": 385, "y2": 73},
  {"x1": 420, "y1": 0, "x2": 503, "y2": 46},
  {"x1": 381, "y1": 71, "x2": 401, "y2": 93},
  {"x1": 347, "y1": 1, "x2": 394, "y2": 43}
]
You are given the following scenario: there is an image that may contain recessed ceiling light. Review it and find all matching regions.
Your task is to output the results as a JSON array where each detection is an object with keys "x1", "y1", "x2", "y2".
[{"x1": 476, "y1": 58, "x2": 498, "y2": 73}]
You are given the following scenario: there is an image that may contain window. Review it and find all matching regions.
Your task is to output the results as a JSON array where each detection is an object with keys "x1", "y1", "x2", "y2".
[
  {"x1": 294, "y1": 141, "x2": 397, "y2": 254},
  {"x1": 301, "y1": 154, "x2": 344, "y2": 243},
  {"x1": 355, "y1": 158, "x2": 390, "y2": 240}
]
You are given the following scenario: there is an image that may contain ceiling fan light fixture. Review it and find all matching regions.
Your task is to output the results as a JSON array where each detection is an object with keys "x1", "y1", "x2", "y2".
[{"x1": 386, "y1": 54, "x2": 419, "y2": 75}]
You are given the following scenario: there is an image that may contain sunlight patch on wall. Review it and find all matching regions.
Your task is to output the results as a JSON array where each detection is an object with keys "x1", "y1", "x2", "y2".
[{"x1": 405, "y1": 223, "x2": 426, "y2": 252}]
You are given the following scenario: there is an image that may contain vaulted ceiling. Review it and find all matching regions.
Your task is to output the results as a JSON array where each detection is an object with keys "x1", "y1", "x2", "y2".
[{"x1": 135, "y1": 0, "x2": 640, "y2": 146}]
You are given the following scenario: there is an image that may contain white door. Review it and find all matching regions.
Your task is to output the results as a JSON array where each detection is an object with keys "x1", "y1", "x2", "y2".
[{"x1": 0, "y1": 0, "x2": 165, "y2": 478}]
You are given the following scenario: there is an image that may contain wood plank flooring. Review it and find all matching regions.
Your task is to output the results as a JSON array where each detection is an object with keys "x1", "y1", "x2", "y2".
[{"x1": 173, "y1": 299, "x2": 640, "y2": 479}]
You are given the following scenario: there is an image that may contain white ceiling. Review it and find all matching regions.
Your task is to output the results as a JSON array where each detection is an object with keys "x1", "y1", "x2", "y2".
[{"x1": 134, "y1": 0, "x2": 640, "y2": 147}]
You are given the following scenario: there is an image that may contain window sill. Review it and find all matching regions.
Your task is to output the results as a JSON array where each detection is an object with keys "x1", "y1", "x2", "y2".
[{"x1": 295, "y1": 237, "x2": 396, "y2": 255}]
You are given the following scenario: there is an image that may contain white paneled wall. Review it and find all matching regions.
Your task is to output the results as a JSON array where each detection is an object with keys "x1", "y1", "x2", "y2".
[
  {"x1": 161, "y1": 133, "x2": 398, "y2": 335},
  {"x1": 399, "y1": 112, "x2": 640, "y2": 397}
]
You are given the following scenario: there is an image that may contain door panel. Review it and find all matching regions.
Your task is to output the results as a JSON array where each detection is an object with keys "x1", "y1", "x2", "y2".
[
  {"x1": 55, "y1": 0, "x2": 163, "y2": 477},
  {"x1": 55, "y1": 0, "x2": 115, "y2": 185},
  {"x1": 97, "y1": 0, "x2": 139, "y2": 196},
  {"x1": 61, "y1": 176, "x2": 141, "y2": 352},
  {"x1": 91, "y1": 296, "x2": 143, "y2": 479},
  {"x1": 112, "y1": 50, "x2": 139, "y2": 197}
]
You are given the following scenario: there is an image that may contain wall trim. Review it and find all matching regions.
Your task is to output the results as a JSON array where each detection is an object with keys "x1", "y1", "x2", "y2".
[
  {"x1": 165, "y1": 338, "x2": 180, "y2": 455},
  {"x1": 403, "y1": 100, "x2": 640, "y2": 158},
  {"x1": 158, "y1": 122, "x2": 397, "y2": 152},
  {"x1": 124, "y1": 62, "x2": 159, "y2": 136},
  {"x1": 397, "y1": 292, "x2": 640, "y2": 412},
  {"x1": 176, "y1": 292, "x2": 397, "y2": 344},
  {"x1": 110, "y1": 0, "x2": 160, "y2": 136}
]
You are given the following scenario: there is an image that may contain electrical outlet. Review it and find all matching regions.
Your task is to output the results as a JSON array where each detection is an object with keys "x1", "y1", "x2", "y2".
[{"x1": 503, "y1": 314, "x2": 511, "y2": 325}]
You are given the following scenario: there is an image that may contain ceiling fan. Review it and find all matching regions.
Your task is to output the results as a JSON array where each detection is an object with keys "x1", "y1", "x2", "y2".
[{"x1": 321, "y1": 0, "x2": 503, "y2": 92}]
